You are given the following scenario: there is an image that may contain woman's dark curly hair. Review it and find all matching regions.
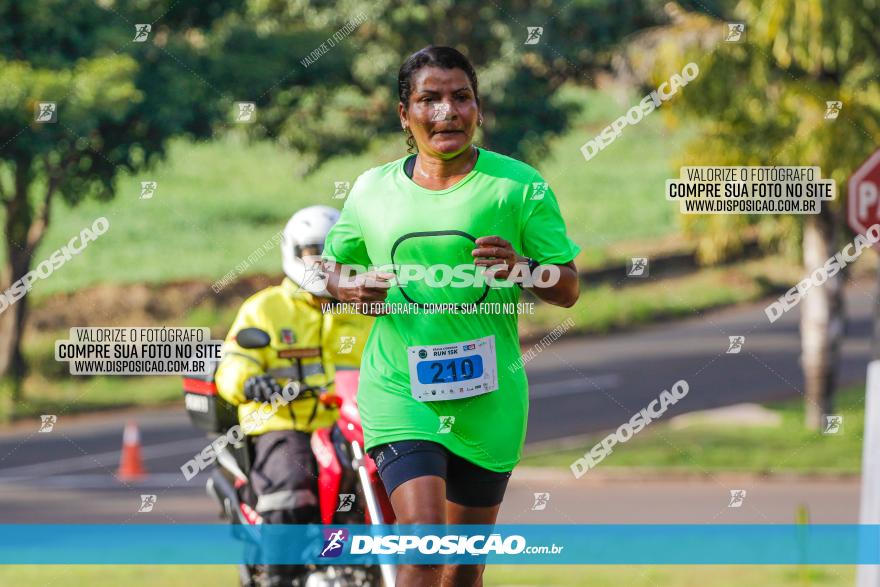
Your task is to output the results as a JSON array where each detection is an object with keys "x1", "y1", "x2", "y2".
[{"x1": 398, "y1": 45, "x2": 480, "y2": 154}]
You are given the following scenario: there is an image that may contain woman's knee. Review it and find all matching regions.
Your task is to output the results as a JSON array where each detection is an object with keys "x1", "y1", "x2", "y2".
[
  {"x1": 398, "y1": 563, "x2": 444, "y2": 587},
  {"x1": 442, "y1": 563, "x2": 484, "y2": 587},
  {"x1": 395, "y1": 510, "x2": 445, "y2": 524}
]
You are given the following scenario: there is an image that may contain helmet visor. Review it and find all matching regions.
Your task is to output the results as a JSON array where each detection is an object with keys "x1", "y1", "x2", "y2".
[{"x1": 295, "y1": 244, "x2": 324, "y2": 258}]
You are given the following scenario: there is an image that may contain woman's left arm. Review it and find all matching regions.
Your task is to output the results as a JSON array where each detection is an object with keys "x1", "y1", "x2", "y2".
[{"x1": 472, "y1": 235, "x2": 580, "y2": 308}]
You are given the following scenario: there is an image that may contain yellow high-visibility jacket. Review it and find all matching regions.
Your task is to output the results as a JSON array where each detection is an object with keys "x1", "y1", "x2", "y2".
[{"x1": 215, "y1": 278, "x2": 373, "y2": 435}]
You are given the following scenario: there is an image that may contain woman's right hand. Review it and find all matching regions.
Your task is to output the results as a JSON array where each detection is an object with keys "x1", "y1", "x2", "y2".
[{"x1": 323, "y1": 261, "x2": 394, "y2": 316}]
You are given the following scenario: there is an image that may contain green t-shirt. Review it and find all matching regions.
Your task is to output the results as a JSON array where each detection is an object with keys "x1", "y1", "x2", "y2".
[{"x1": 323, "y1": 146, "x2": 581, "y2": 472}]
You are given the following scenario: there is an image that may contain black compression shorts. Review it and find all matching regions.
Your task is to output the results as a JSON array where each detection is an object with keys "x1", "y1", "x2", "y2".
[{"x1": 367, "y1": 439, "x2": 512, "y2": 507}]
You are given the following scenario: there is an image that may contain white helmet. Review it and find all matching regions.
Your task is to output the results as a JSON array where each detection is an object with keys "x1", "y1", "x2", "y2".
[{"x1": 281, "y1": 205, "x2": 340, "y2": 297}]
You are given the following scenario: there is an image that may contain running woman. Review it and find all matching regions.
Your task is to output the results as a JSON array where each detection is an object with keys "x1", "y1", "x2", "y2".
[{"x1": 322, "y1": 45, "x2": 580, "y2": 587}]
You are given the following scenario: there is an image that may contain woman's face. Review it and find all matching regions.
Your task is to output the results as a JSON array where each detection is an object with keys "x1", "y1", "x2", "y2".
[{"x1": 399, "y1": 66, "x2": 480, "y2": 159}]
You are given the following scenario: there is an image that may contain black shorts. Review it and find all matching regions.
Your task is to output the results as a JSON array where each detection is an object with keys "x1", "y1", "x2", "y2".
[{"x1": 367, "y1": 439, "x2": 512, "y2": 507}]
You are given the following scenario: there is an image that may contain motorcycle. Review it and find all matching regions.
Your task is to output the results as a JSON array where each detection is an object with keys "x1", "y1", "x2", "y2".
[{"x1": 182, "y1": 327, "x2": 396, "y2": 587}]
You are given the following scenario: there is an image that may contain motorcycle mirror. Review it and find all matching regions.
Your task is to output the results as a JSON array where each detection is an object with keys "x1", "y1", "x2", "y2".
[{"x1": 235, "y1": 327, "x2": 271, "y2": 349}]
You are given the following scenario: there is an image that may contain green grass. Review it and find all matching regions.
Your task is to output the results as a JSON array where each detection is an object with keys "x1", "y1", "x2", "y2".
[
  {"x1": 0, "y1": 564, "x2": 856, "y2": 587},
  {"x1": 10, "y1": 372, "x2": 182, "y2": 419},
  {"x1": 4, "y1": 86, "x2": 689, "y2": 299},
  {"x1": 521, "y1": 386, "x2": 866, "y2": 474},
  {"x1": 541, "y1": 84, "x2": 693, "y2": 250}
]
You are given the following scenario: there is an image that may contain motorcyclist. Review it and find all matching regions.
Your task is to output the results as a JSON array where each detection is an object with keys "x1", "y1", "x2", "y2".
[{"x1": 215, "y1": 205, "x2": 374, "y2": 586}]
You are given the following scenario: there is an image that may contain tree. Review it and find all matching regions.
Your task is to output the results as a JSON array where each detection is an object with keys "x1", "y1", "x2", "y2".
[
  {"x1": 244, "y1": 0, "x2": 703, "y2": 167},
  {"x1": 0, "y1": 0, "x2": 271, "y2": 413},
  {"x1": 0, "y1": 0, "x2": 730, "y2": 419},
  {"x1": 627, "y1": 1, "x2": 880, "y2": 428}
]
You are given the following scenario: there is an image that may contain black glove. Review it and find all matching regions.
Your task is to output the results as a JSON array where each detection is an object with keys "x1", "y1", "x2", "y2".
[{"x1": 243, "y1": 374, "x2": 283, "y2": 403}]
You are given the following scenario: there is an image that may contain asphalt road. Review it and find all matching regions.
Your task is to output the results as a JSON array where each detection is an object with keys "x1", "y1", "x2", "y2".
[
  {"x1": 524, "y1": 277, "x2": 874, "y2": 443},
  {"x1": 0, "y1": 277, "x2": 874, "y2": 523},
  {"x1": 0, "y1": 472, "x2": 860, "y2": 524}
]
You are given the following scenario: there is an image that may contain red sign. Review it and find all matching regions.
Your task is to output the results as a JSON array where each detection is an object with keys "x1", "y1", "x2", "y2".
[{"x1": 848, "y1": 148, "x2": 880, "y2": 244}]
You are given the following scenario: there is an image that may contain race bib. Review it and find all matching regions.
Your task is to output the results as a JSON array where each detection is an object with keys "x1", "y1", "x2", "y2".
[{"x1": 407, "y1": 335, "x2": 498, "y2": 402}]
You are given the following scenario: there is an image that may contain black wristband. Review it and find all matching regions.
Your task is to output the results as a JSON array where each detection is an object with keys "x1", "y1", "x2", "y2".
[{"x1": 516, "y1": 257, "x2": 540, "y2": 289}]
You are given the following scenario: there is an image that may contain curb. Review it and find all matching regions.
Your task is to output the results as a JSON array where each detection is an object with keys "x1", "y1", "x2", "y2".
[{"x1": 575, "y1": 237, "x2": 763, "y2": 287}]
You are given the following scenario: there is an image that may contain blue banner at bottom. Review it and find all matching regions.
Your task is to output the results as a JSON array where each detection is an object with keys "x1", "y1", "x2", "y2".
[{"x1": 1, "y1": 524, "x2": 879, "y2": 565}]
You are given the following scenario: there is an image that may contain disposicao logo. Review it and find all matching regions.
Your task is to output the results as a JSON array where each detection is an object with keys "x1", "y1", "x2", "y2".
[{"x1": 320, "y1": 528, "x2": 349, "y2": 558}]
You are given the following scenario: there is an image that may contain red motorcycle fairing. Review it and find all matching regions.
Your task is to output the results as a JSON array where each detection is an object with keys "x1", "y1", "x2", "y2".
[
  {"x1": 316, "y1": 369, "x2": 394, "y2": 525},
  {"x1": 311, "y1": 427, "x2": 343, "y2": 525},
  {"x1": 333, "y1": 370, "x2": 381, "y2": 481},
  {"x1": 334, "y1": 370, "x2": 365, "y2": 444}
]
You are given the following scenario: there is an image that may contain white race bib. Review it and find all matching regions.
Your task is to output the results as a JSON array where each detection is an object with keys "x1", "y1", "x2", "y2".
[{"x1": 407, "y1": 335, "x2": 498, "y2": 402}]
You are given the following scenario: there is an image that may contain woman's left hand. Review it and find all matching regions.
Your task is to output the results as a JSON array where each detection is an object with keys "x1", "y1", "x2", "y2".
[
  {"x1": 471, "y1": 235, "x2": 526, "y2": 279},
  {"x1": 472, "y1": 235, "x2": 580, "y2": 307}
]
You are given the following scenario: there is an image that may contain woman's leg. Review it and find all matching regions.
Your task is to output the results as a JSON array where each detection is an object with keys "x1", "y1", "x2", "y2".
[
  {"x1": 441, "y1": 501, "x2": 502, "y2": 587},
  {"x1": 440, "y1": 452, "x2": 512, "y2": 587},
  {"x1": 387, "y1": 475, "x2": 446, "y2": 587},
  {"x1": 369, "y1": 441, "x2": 450, "y2": 587}
]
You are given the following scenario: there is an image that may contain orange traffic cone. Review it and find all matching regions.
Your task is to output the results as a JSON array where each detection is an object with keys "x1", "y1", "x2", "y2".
[{"x1": 117, "y1": 421, "x2": 147, "y2": 482}]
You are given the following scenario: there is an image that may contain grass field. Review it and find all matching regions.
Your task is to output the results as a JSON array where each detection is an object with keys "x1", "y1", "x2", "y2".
[
  {"x1": 521, "y1": 385, "x2": 867, "y2": 474},
  {"x1": 0, "y1": 564, "x2": 856, "y2": 587},
  {"x1": 3, "y1": 85, "x2": 690, "y2": 298}
]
